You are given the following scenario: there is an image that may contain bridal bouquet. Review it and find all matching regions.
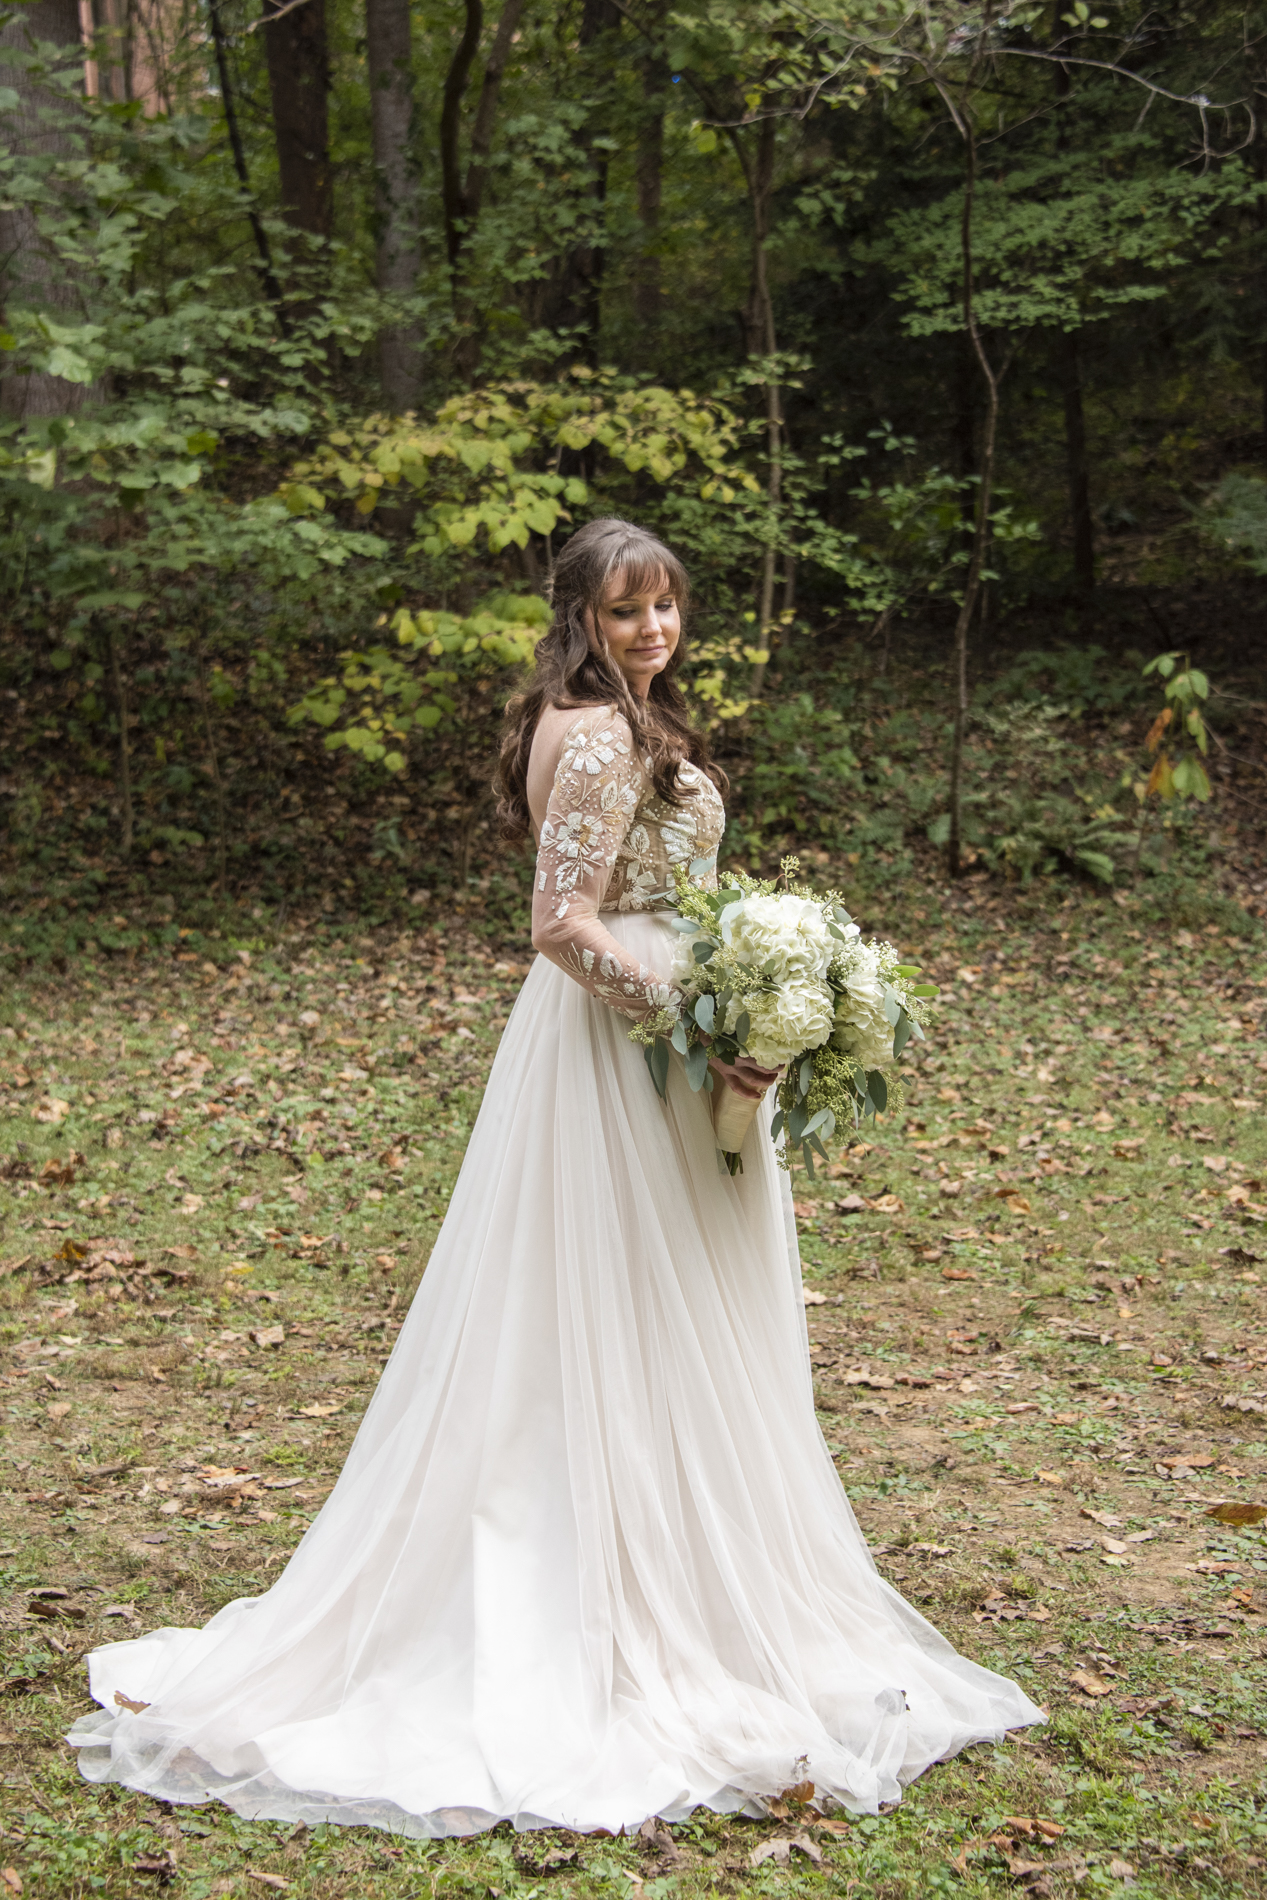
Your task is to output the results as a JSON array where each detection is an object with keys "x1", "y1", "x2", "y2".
[{"x1": 636, "y1": 860, "x2": 936, "y2": 1174}]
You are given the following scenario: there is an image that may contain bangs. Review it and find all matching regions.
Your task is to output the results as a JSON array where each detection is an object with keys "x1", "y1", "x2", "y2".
[{"x1": 593, "y1": 536, "x2": 690, "y2": 609}]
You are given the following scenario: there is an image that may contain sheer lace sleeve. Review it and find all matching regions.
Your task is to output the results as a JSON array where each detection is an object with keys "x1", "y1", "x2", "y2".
[{"x1": 531, "y1": 712, "x2": 681, "y2": 1024}]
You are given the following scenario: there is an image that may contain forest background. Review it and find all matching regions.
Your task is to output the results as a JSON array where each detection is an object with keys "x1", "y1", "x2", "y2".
[{"x1": 3, "y1": 0, "x2": 1267, "y2": 955}]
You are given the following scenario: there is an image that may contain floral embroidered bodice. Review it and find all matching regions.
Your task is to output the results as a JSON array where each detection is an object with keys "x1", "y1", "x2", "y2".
[{"x1": 531, "y1": 708, "x2": 725, "y2": 1021}]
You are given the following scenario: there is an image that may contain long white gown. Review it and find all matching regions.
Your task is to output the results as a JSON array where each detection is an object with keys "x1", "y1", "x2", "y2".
[{"x1": 68, "y1": 707, "x2": 1042, "y2": 1837}]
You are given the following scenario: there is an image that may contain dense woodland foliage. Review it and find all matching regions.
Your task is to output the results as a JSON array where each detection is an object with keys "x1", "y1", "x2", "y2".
[{"x1": 2, "y1": 0, "x2": 1266, "y2": 961}]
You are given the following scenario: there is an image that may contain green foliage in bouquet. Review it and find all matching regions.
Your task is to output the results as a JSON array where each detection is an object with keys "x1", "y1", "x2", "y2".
[{"x1": 635, "y1": 859, "x2": 937, "y2": 1177}]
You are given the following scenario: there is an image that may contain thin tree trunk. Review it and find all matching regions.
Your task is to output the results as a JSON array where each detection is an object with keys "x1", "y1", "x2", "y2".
[
  {"x1": 367, "y1": 0, "x2": 420, "y2": 409},
  {"x1": 1055, "y1": 325, "x2": 1094, "y2": 594},
  {"x1": 108, "y1": 621, "x2": 134, "y2": 860},
  {"x1": 543, "y1": 0, "x2": 619, "y2": 359},
  {"x1": 634, "y1": 46, "x2": 668, "y2": 341},
  {"x1": 947, "y1": 124, "x2": 999, "y2": 881},
  {"x1": 462, "y1": 0, "x2": 525, "y2": 230},
  {"x1": 207, "y1": 0, "x2": 287, "y2": 318},
  {"x1": 262, "y1": 0, "x2": 332, "y2": 243},
  {"x1": 440, "y1": 0, "x2": 483, "y2": 271},
  {"x1": 88, "y1": 0, "x2": 131, "y2": 104},
  {"x1": 196, "y1": 653, "x2": 228, "y2": 895},
  {"x1": 744, "y1": 115, "x2": 782, "y2": 697},
  {"x1": 450, "y1": 0, "x2": 526, "y2": 377},
  {"x1": 1051, "y1": 20, "x2": 1094, "y2": 593},
  {"x1": 951, "y1": 329, "x2": 976, "y2": 527},
  {"x1": 0, "y1": 0, "x2": 92, "y2": 421}
]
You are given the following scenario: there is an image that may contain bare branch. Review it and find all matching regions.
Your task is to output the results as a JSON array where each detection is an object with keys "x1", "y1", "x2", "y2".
[{"x1": 245, "y1": 0, "x2": 313, "y2": 34}]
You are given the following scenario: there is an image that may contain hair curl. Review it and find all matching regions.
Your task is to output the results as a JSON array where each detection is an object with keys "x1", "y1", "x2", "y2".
[{"x1": 495, "y1": 516, "x2": 726, "y2": 842}]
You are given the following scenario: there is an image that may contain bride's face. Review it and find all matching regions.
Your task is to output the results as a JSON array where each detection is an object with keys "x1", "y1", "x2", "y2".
[{"x1": 587, "y1": 568, "x2": 681, "y2": 699}]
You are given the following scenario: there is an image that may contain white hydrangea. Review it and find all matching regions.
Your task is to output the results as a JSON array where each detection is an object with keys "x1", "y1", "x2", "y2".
[
  {"x1": 725, "y1": 979, "x2": 834, "y2": 1069},
  {"x1": 717, "y1": 892, "x2": 835, "y2": 981},
  {"x1": 831, "y1": 941, "x2": 893, "y2": 1070},
  {"x1": 669, "y1": 929, "x2": 702, "y2": 991}
]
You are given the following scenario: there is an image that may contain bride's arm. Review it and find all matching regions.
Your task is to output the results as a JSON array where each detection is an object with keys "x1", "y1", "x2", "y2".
[{"x1": 530, "y1": 711, "x2": 678, "y2": 1024}]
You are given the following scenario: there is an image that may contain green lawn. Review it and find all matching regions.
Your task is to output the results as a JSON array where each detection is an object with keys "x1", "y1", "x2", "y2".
[{"x1": 1, "y1": 880, "x2": 1265, "y2": 1897}]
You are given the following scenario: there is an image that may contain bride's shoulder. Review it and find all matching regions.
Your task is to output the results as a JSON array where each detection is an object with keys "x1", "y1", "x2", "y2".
[{"x1": 535, "y1": 701, "x2": 636, "y2": 767}]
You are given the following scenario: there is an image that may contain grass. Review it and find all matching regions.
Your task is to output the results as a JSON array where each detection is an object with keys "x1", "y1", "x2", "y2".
[{"x1": 0, "y1": 874, "x2": 1265, "y2": 1897}]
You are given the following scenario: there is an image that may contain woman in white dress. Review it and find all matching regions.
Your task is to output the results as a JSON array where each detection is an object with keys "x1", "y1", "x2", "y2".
[{"x1": 69, "y1": 517, "x2": 1042, "y2": 1837}]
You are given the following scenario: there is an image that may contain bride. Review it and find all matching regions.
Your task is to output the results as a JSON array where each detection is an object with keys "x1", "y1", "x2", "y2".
[{"x1": 69, "y1": 517, "x2": 1041, "y2": 1837}]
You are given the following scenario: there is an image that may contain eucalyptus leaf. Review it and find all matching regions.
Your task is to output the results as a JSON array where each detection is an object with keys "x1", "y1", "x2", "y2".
[
  {"x1": 645, "y1": 1038, "x2": 670, "y2": 1101},
  {"x1": 684, "y1": 1040, "x2": 711, "y2": 1092},
  {"x1": 693, "y1": 993, "x2": 715, "y2": 1034},
  {"x1": 670, "y1": 1021, "x2": 689, "y2": 1055}
]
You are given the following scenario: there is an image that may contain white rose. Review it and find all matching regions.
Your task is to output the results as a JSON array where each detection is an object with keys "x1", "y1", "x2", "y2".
[
  {"x1": 726, "y1": 978, "x2": 834, "y2": 1068},
  {"x1": 717, "y1": 892, "x2": 834, "y2": 981}
]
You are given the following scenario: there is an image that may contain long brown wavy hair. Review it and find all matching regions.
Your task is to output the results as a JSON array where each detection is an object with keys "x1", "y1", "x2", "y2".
[{"x1": 496, "y1": 516, "x2": 726, "y2": 842}]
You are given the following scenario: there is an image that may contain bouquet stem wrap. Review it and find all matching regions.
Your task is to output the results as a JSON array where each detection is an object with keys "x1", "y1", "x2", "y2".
[{"x1": 713, "y1": 1082, "x2": 763, "y2": 1157}]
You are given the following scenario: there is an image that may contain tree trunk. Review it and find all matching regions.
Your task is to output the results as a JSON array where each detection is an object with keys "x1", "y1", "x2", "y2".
[
  {"x1": 634, "y1": 48, "x2": 668, "y2": 342},
  {"x1": 1055, "y1": 325, "x2": 1094, "y2": 594},
  {"x1": 947, "y1": 125, "x2": 999, "y2": 882},
  {"x1": 367, "y1": 0, "x2": 420, "y2": 409},
  {"x1": 0, "y1": 0, "x2": 91, "y2": 421},
  {"x1": 542, "y1": 0, "x2": 619, "y2": 358},
  {"x1": 87, "y1": 0, "x2": 131, "y2": 105},
  {"x1": 208, "y1": 0, "x2": 287, "y2": 317},
  {"x1": 1050, "y1": 16, "x2": 1094, "y2": 594},
  {"x1": 743, "y1": 115, "x2": 782, "y2": 697},
  {"x1": 951, "y1": 329, "x2": 976, "y2": 526},
  {"x1": 196, "y1": 652, "x2": 228, "y2": 894},
  {"x1": 108, "y1": 621, "x2": 134, "y2": 860},
  {"x1": 263, "y1": 0, "x2": 332, "y2": 243},
  {"x1": 440, "y1": 0, "x2": 482, "y2": 272},
  {"x1": 448, "y1": 0, "x2": 525, "y2": 376},
  {"x1": 462, "y1": 0, "x2": 526, "y2": 232}
]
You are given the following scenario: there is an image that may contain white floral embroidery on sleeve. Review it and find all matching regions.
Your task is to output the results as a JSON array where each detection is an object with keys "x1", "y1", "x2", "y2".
[{"x1": 531, "y1": 711, "x2": 680, "y2": 1022}]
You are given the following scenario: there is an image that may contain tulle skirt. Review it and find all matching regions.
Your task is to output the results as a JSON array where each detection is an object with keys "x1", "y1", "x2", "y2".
[{"x1": 67, "y1": 914, "x2": 1042, "y2": 1837}]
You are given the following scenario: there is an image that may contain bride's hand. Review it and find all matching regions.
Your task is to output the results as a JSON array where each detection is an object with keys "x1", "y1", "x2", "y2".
[{"x1": 707, "y1": 1054, "x2": 782, "y2": 1103}]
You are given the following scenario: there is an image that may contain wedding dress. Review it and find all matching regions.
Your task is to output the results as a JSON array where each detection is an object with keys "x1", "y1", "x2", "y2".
[{"x1": 68, "y1": 706, "x2": 1042, "y2": 1837}]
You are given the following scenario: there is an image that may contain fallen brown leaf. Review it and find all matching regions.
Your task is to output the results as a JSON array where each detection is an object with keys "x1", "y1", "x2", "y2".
[
  {"x1": 1068, "y1": 1670, "x2": 1113, "y2": 1698},
  {"x1": 113, "y1": 1691, "x2": 150, "y2": 1713},
  {"x1": 749, "y1": 1835, "x2": 821, "y2": 1869},
  {"x1": 1205, "y1": 1502, "x2": 1267, "y2": 1526}
]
